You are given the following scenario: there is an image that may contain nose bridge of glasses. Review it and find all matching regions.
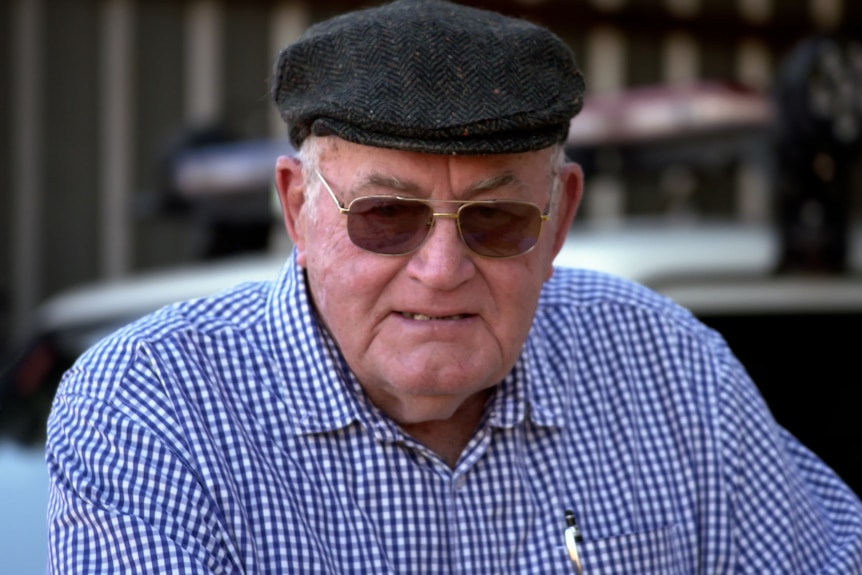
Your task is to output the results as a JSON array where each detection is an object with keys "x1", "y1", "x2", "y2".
[{"x1": 416, "y1": 208, "x2": 470, "y2": 259}]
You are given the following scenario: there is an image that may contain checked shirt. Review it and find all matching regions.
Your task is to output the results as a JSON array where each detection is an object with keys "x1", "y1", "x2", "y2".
[{"x1": 47, "y1": 253, "x2": 862, "y2": 573}]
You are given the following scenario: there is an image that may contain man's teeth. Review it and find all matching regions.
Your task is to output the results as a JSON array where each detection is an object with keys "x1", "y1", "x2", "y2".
[{"x1": 401, "y1": 312, "x2": 468, "y2": 321}]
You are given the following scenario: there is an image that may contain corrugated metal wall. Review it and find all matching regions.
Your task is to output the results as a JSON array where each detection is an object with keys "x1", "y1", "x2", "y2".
[{"x1": 1, "y1": 0, "x2": 856, "y2": 351}]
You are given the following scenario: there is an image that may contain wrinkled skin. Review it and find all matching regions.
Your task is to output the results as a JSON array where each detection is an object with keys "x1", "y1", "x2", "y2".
[{"x1": 276, "y1": 137, "x2": 582, "y2": 464}]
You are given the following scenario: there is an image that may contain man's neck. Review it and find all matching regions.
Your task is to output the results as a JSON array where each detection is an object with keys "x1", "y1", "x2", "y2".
[{"x1": 398, "y1": 389, "x2": 491, "y2": 469}]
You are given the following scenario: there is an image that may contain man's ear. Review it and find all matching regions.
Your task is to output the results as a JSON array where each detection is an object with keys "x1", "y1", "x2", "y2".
[
  {"x1": 275, "y1": 155, "x2": 308, "y2": 266},
  {"x1": 550, "y1": 162, "x2": 584, "y2": 258}
]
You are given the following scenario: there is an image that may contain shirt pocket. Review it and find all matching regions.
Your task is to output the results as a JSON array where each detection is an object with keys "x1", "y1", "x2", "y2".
[{"x1": 579, "y1": 524, "x2": 685, "y2": 575}]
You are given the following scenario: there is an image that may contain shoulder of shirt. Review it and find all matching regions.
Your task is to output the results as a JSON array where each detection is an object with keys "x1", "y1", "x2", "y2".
[
  {"x1": 60, "y1": 280, "x2": 274, "y2": 399},
  {"x1": 123, "y1": 279, "x2": 272, "y2": 341},
  {"x1": 541, "y1": 266, "x2": 720, "y2": 344}
]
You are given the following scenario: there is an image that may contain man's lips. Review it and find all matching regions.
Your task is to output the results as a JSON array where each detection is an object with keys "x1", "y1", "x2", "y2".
[{"x1": 398, "y1": 312, "x2": 471, "y2": 321}]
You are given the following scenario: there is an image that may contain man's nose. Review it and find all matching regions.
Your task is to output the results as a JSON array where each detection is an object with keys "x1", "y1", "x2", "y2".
[{"x1": 405, "y1": 215, "x2": 475, "y2": 289}]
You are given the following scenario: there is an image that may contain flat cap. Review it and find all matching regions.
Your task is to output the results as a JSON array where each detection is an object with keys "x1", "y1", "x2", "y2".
[{"x1": 272, "y1": 0, "x2": 585, "y2": 155}]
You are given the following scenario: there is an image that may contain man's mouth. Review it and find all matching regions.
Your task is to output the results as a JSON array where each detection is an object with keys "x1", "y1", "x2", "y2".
[{"x1": 399, "y1": 312, "x2": 470, "y2": 321}]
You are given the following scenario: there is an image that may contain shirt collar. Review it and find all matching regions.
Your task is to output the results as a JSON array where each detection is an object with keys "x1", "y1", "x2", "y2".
[
  {"x1": 484, "y1": 329, "x2": 569, "y2": 430},
  {"x1": 263, "y1": 252, "x2": 568, "y2": 435},
  {"x1": 264, "y1": 252, "x2": 361, "y2": 433}
]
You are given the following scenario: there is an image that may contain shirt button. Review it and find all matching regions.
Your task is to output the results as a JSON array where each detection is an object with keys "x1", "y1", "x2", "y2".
[{"x1": 454, "y1": 475, "x2": 468, "y2": 491}]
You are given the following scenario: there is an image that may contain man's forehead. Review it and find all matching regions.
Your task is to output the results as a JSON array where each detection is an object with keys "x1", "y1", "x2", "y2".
[
  {"x1": 318, "y1": 136, "x2": 554, "y2": 170},
  {"x1": 320, "y1": 143, "x2": 549, "y2": 200},
  {"x1": 317, "y1": 140, "x2": 552, "y2": 193}
]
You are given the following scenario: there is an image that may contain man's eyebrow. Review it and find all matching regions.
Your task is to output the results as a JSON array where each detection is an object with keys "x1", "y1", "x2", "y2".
[
  {"x1": 355, "y1": 174, "x2": 421, "y2": 195},
  {"x1": 465, "y1": 172, "x2": 520, "y2": 194},
  {"x1": 355, "y1": 171, "x2": 523, "y2": 197}
]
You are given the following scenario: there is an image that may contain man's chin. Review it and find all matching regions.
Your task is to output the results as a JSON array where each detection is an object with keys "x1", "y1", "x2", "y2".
[
  {"x1": 385, "y1": 387, "x2": 494, "y2": 427},
  {"x1": 359, "y1": 372, "x2": 494, "y2": 422}
]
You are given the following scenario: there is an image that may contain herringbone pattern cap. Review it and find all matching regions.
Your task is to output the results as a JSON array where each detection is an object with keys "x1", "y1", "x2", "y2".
[{"x1": 272, "y1": 0, "x2": 585, "y2": 154}]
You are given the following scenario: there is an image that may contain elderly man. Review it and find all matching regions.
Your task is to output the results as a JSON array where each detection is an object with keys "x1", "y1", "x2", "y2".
[{"x1": 47, "y1": 0, "x2": 862, "y2": 573}]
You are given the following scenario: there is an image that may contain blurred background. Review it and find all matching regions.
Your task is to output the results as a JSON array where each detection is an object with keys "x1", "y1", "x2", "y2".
[
  {"x1": 1, "y1": 0, "x2": 862, "y2": 571},
  {"x1": 2, "y1": 0, "x2": 861, "y2": 354}
]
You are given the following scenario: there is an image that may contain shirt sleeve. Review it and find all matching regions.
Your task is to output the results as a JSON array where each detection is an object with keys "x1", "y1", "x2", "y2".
[
  {"x1": 716, "y1": 345, "x2": 862, "y2": 574},
  {"x1": 45, "y1": 362, "x2": 246, "y2": 574}
]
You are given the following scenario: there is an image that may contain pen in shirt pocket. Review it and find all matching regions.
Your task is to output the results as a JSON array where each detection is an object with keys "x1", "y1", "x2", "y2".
[{"x1": 564, "y1": 509, "x2": 584, "y2": 575}]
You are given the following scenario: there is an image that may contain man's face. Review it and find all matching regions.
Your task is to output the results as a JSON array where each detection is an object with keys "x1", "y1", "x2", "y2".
[{"x1": 277, "y1": 138, "x2": 582, "y2": 425}]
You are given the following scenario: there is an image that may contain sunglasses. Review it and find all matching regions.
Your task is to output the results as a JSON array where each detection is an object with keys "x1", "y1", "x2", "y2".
[{"x1": 314, "y1": 170, "x2": 550, "y2": 258}]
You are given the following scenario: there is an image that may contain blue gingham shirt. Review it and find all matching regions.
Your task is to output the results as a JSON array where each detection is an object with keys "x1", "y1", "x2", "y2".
[{"x1": 47, "y1": 253, "x2": 862, "y2": 574}]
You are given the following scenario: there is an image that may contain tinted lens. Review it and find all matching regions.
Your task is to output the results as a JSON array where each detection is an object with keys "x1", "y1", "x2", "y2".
[
  {"x1": 459, "y1": 202, "x2": 543, "y2": 257},
  {"x1": 346, "y1": 197, "x2": 432, "y2": 255}
]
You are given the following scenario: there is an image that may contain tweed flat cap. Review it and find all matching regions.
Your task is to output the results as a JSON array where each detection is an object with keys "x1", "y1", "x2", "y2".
[{"x1": 272, "y1": 0, "x2": 585, "y2": 154}]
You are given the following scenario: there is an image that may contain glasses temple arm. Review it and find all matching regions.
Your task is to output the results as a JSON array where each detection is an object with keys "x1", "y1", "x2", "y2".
[{"x1": 313, "y1": 169, "x2": 350, "y2": 213}]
